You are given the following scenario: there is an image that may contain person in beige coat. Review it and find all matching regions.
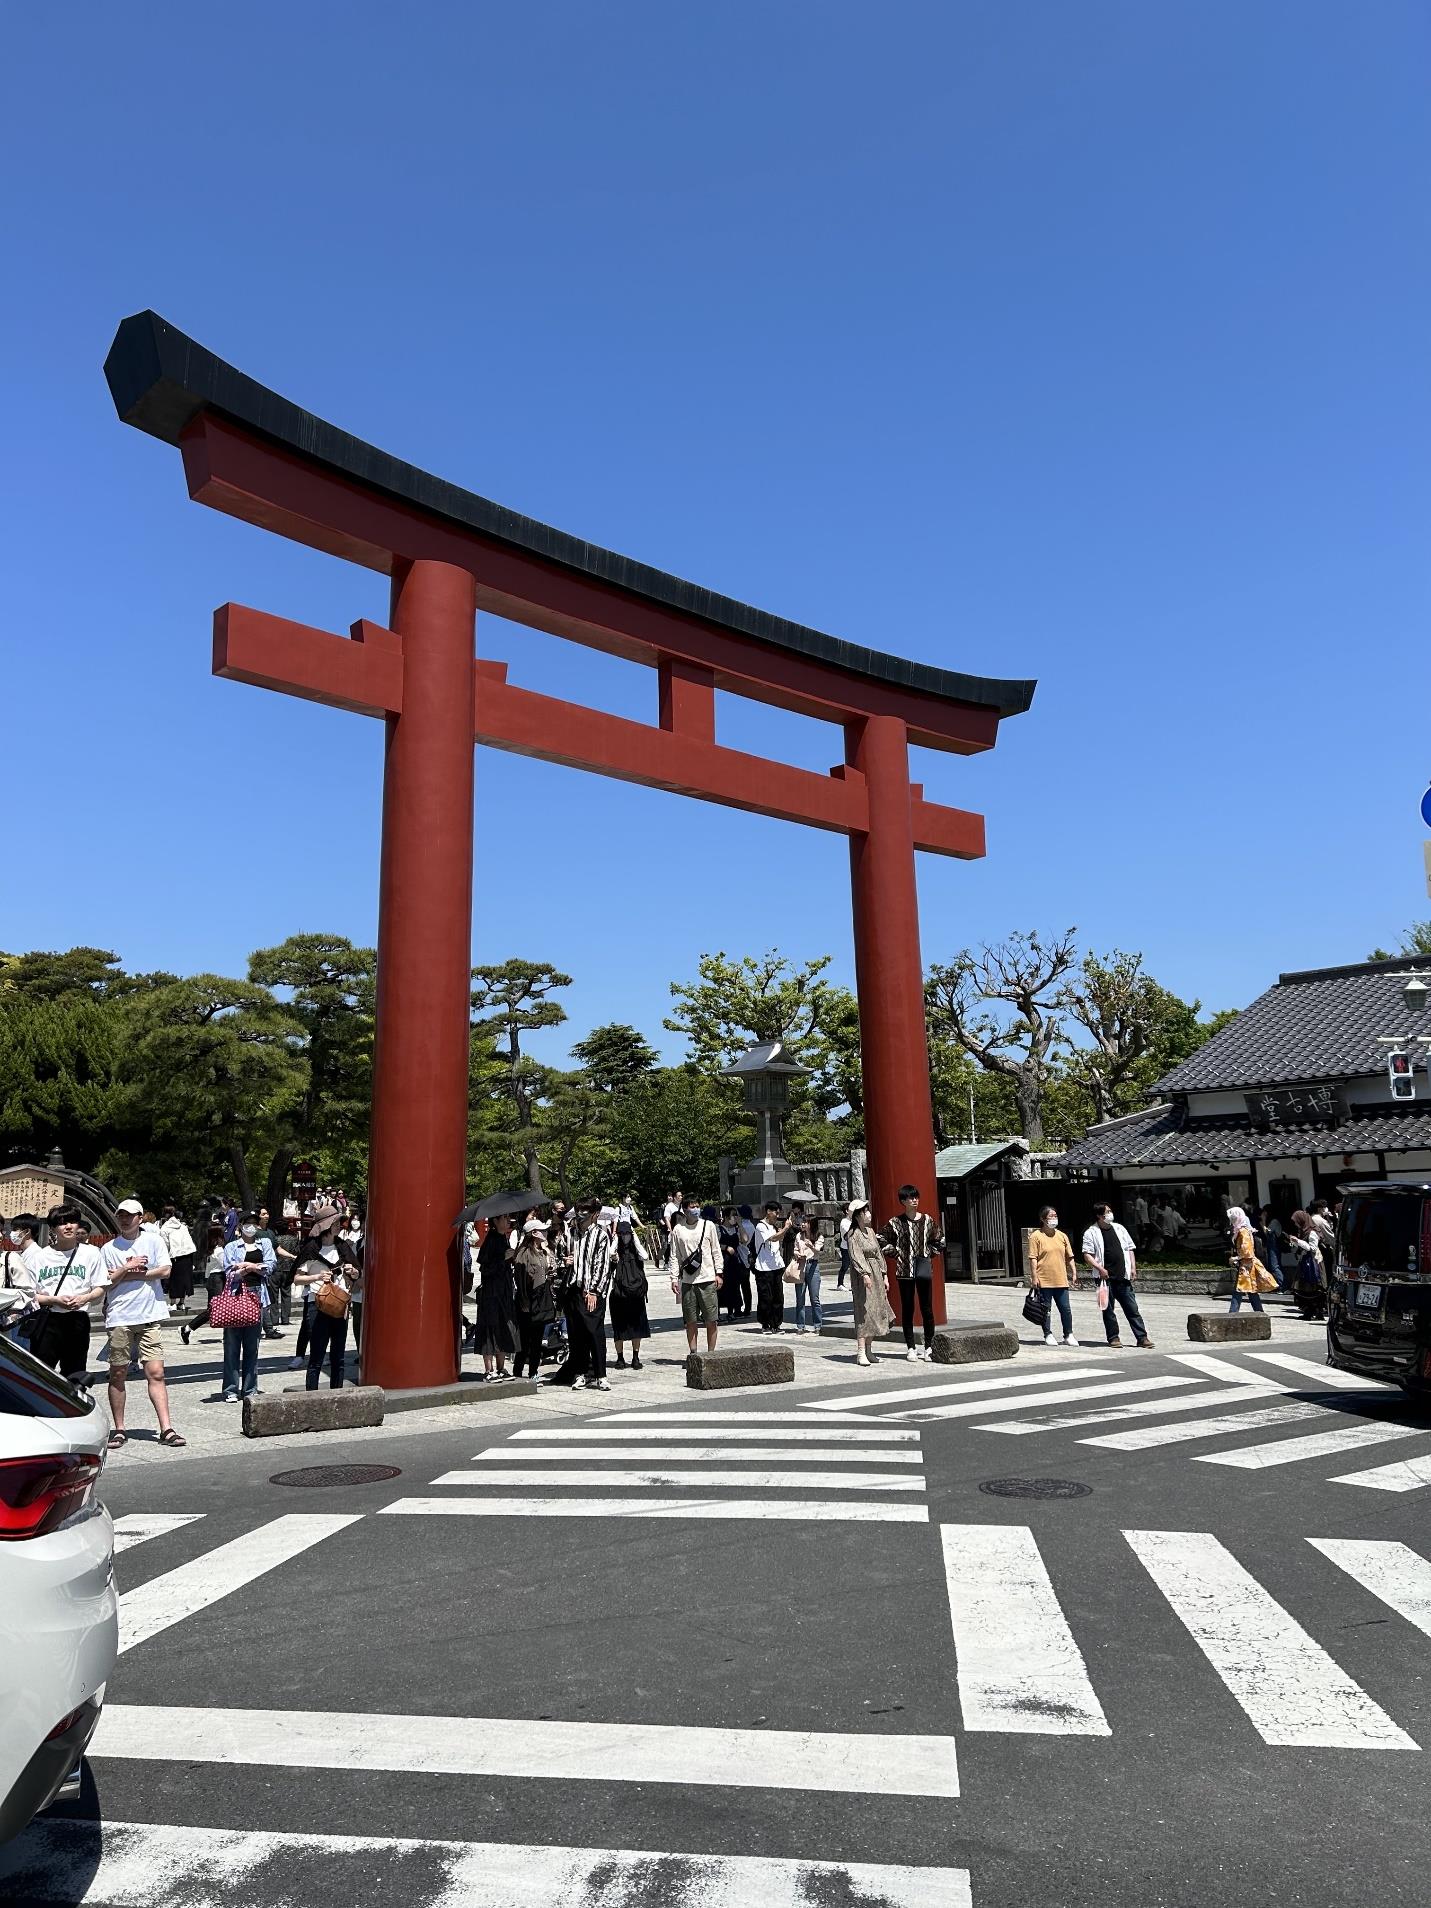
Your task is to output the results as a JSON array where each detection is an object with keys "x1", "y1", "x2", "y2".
[{"x1": 846, "y1": 1200, "x2": 894, "y2": 1366}]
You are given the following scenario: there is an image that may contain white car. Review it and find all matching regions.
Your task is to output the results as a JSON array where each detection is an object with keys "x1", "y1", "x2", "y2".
[{"x1": 0, "y1": 1323, "x2": 117, "y2": 1843}]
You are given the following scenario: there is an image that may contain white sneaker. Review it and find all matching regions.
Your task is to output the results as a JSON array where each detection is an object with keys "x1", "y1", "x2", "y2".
[
  {"x1": 917, "y1": 1346, "x2": 929, "y2": 1361},
  {"x1": 1063, "y1": 1335, "x2": 1079, "y2": 1348},
  {"x1": 906, "y1": 1348, "x2": 919, "y2": 1362},
  {"x1": 1044, "y1": 1332, "x2": 1057, "y2": 1346},
  {"x1": 855, "y1": 1352, "x2": 871, "y2": 1367},
  {"x1": 591, "y1": 1377, "x2": 611, "y2": 1392}
]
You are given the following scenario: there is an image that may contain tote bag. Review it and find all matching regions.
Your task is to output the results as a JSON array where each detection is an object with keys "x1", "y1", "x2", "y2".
[{"x1": 209, "y1": 1279, "x2": 262, "y2": 1329}]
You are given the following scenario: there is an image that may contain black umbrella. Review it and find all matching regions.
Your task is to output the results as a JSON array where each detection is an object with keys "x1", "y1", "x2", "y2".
[{"x1": 453, "y1": 1189, "x2": 542, "y2": 1227}]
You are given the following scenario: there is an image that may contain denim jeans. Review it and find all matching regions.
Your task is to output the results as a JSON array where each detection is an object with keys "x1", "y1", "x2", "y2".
[
  {"x1": 1229, "y1": 1289, "x2": 1264, "y2": 1314},
  {"x1": 1102, "y1": 1278, "x2": 1147, "y2": 1343},
  {"x1": 222, "y1": 1324, "x2": 260, "y2": 1397},
  {"x1": 1043, "y1": 1287, "x2": 1074, "y2": 1336},
  {"x1": 794, "y1": 1262, "x2": 823, "y2": 1328}
]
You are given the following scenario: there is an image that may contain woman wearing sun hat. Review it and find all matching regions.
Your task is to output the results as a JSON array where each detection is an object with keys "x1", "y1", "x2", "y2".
[
  {"x1": 512, "y1": 1217, "x2": 556, "y2": 1380},
  {"x1": 846, "y1": 1199, "x2": 893, "y2": 1366}
]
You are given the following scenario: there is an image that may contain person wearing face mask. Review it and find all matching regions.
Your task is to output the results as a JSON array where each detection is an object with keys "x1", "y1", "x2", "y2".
[
  {"x1": 2, "y1": 1215, "x2": 43, "y2": 1344},
  {"x1": 292, "y1": 1209, "x2": 362, "y2": 1391},
  {"x1": 1027, "y1": 1204, "x2": 1079, "y2": 1348},
  {"x1": 218, "y1": 1215, "x2": 279, "y2": 1397},
  {"x1": 667, "y1": 1200, "x2": 723, "y2": 1362}
]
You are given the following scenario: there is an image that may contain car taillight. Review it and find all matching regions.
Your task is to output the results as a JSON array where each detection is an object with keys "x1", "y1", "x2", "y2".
[{"x1": 0, "y1": 1453, "x2": 102, "y2": 1539}]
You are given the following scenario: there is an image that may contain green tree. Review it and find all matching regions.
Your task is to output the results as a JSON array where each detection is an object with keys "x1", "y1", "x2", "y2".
[
  {"x1": 570, "y1": 1022, "x2": 659, "y2": 1093},
  {"x1": 603, "y1": 1065, "x2": 752, "y2": 1209},
  {"x1": 247, "y1": 934, "x2": 376, "y2": 1212},
  {"x1": 470, "y1": 960, "x2": 572, "y2": 1195},
  {"x1": 665, "y1": 951, "x2": 833, "y2": 1070},
  {"x1": 925, "y1": 930, "x2": 1079, "y2": 1145},
  {"x1": 0, "y1": 991, "x2": 125, "y2": 1169},
  {"x1": 1061, "y1": 951, "x2": 1212, "y2": 1122},
  {"x1": 103, "y1": 976, "x2": 306, "y2": 1208},
  {"x1": 0, "y1": 946, "x2": 127, "y2": 1002},
  {"x1": 1368, "y1": 923, "x2": 1431, "y2": 961}
]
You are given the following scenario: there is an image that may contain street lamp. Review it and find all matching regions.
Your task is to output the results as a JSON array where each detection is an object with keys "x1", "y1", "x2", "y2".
[{"x1": 1403, "y1": 974, "x2": 1428, "y2": 1015}]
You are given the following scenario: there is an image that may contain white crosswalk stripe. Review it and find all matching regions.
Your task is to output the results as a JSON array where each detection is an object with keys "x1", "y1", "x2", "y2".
[
  {"x1": 382, "y1": 1495, "x2": 929, "y2": 1522},
  {"x1": 1195, "y1": 1418, "x2": 1428, "y2": 1469},
  {"x1": 91, "y1": 1701, "x2": 962, "y2": 1795},
  {"x1": 1080, "y1": 1402, "x2": 1333, "y2": 1451},
  {"x1": 1309, "y1": 1538, "x2": 1431, "y2": 1640},
  {"x1": 381, "y1": 1413, "x2": 932, "y2": 1523},
  {"x1": 0, "y1": 1821, "x2": 973, "y2": 1908},
  {"x1": 1330, "y1": 1453, "x2": 1431, "y2": 1492},
  {"x1": 982, "y1": 1383, "x2": 1289, "y2": 1435},
  {"x1": 1124, "y1": 1530, "x2": 1417, "y2": 1750},
  {"x1": 806, "y1": 1366, "x2": 1117, "y2": 1412},
  {"x1": 891, "y1": 1374, "x2": 1200, "y2": 1422},
  {"x1": 1244, "y1": 1351, "x2": 1399, "y2": 1389},
  {"x1": 432, "y1": 1468, "x2": 926, "y2": 1491},
  {"x1": 477, "y1": 1443, "x2": 925, "y2": 1463},
  {"x1": 117, "y1": 1514, "x2": 361, "y2": 1654},
  {"x1": 111, "y1": 1512, "x2": 205, "y2": 1553},
  {"x1": 940, "y1": 1524, "x2": 1109, "y2": 1736}
]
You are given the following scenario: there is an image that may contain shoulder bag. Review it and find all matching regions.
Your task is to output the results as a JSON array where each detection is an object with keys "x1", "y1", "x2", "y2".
[
  {"x1": 209, "y1": 1272, "x2": 263, "y2": 1329},
  {"x1": 315, "y1": 1275, "x2": 351, "y2": 1320}
]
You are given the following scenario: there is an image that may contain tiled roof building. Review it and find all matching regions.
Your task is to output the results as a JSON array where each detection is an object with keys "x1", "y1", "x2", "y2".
[{"x1": 1058, "y1": 959, "x2": 1431, "y2": 1219}]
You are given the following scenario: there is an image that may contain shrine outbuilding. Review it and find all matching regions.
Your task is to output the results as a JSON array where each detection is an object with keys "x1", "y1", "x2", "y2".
[{"x1": 1058, "y1": 958, "x2": 1431, "y2": 1227}]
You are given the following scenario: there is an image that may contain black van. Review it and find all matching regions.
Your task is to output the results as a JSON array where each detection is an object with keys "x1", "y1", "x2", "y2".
[{"x1": 1327, "y1": 1181, "x2": 1431, "y2": 1398}]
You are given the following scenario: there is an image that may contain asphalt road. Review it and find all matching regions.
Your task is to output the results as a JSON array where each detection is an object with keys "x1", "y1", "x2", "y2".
[{"x1": 6, "y1": 1333, "x2": 1431, "y2": 1907}]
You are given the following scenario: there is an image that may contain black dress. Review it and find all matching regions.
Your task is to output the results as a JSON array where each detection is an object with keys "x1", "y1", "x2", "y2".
[
  {"x1": 608, "y1": 1242, "x2": 650, "y2": 1340},
  {"x1": 474, "y1": 1230, "x2": 519, "y2": 1357}
]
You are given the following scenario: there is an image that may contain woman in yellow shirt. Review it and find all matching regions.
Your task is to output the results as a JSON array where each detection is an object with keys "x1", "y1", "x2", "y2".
[{"x1": 1028, "y1": 1205, "x2": 1079, "y2": 1347}]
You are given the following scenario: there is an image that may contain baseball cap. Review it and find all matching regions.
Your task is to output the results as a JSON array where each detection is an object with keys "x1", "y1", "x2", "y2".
[{"x1": 115, "y1": 1198, "x2": 145, "y2": 1216}]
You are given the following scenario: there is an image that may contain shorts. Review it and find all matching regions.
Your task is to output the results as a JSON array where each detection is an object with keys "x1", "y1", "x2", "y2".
[
  {"x1": 681, "y1": 1282, "x2": 719, "y2": 1327},
  {"x1": 107, "y1": 1323, "x2": 165, "y2": 1367}
]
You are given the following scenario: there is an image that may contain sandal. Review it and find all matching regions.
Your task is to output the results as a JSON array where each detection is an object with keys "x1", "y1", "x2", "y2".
[
  {"x1": 158, "y1": 1428, "x2": 186, "y2": 1447},
  {"x1": 106, "y1": 1430, "x2": 127, "y2": 1450}
]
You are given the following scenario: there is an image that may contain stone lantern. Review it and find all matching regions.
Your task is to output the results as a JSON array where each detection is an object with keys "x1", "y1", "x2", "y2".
[{"x1": 721, "y1": 1040, "x2": 810, "y2": 1211}]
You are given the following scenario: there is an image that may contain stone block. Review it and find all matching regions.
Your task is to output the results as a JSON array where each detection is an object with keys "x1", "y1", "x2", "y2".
[
  {"x1": 243, "y1": 1385, "x2": 385, "y2": 1437},
  {"x1": 385, "y1": 1378, "x2": 537, "y2": 1412},
  {"x1": 687, "y1": 1345, "x2": 795, "y2": 1389},
  {"x1": 929, "y1": 1322, "x2": 1019, "y2": 1365},
  {"x1": 1186, "y1": 1312, "x2": 1272, "y2": 1343}
]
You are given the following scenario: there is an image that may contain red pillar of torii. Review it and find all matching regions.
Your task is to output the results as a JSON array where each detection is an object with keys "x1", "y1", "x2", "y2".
[{"x1": 106, "y1": 312, "x2": 1034, "y2": 1392}]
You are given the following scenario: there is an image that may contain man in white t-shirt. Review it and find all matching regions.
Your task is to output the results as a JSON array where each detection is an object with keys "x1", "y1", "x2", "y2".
[
  {"x1": 22, "y1": 1203, "x2": 103, "y2": 1385},
  {"x1": 73, "y1": 1199, "x2": 184, "y2": 1449},
  {"x1": 753, "y1": 1199, "x2": 794, "y2": 1334}
]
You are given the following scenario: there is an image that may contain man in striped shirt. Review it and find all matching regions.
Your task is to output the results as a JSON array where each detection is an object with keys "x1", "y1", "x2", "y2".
[
  {"x1": 879, "y1": 1185, "x2": 945, "y2": 1362},
  {"x1": 550, "y1": 1200, "x2": 616, "y2": 1391}
]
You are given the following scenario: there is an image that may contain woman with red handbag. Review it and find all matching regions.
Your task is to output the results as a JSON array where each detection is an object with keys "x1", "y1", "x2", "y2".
[{"x1": 213, "y1": 1247, "x2": 267, "y2": 1402}]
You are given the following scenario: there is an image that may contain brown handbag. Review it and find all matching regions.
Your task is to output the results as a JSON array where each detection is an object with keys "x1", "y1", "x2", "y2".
[{"x1": 316, "y1": 1277, "x2": 351, "y2": 1320}]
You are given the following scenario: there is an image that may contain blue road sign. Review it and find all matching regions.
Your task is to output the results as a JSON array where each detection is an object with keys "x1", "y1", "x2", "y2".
[{"x1": 1422, "y1": 784, "x2": 1431, "y2": 830}]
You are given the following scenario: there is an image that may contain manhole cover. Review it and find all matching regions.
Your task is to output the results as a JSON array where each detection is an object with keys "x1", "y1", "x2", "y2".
[
  {"x1": 270, "y1": 1464, "x2": 402, "y2": 1488},
  {"x1": 978, "y1": 1477, "x2": 1092, "y2": 1500}
]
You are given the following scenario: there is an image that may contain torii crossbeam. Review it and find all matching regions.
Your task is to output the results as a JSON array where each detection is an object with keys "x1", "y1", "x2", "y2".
[{"x1": 105, "y1": 311, "x2": 1035, "y2": 1391}]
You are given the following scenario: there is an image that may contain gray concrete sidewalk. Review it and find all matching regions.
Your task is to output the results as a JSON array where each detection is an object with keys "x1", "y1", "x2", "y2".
[{"x1": 87, "y1": 1272, "x2": 1328, "y2": 1467}]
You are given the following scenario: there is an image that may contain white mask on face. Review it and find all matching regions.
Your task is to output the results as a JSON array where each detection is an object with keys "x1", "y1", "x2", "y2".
[{"x1": 241, "y1": 1224, "x2": 259, "y2": 1241}]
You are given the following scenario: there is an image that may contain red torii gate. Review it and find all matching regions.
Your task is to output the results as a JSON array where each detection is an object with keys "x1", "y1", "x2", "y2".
[{"x1": 105, "y1": 311, "x2": 1034, "y2": 1392}]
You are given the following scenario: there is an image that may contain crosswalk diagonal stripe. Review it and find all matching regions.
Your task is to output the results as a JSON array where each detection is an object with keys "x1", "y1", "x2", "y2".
[
  {"x1": 1243, "y1": 1351, "x2": 1397, "y2": 1390},
  {"x1": 508, "y1": 1425, "x2": 918, "y2": 1443},
  {"x1": 891, "y1": 1375, "x2": 1198, "y2": 1422},
  {"x1": 1124, "y1": 1530, "x2": 1418, "y2": 1749},
  {"x1": 88, "y1": 1703, "x2": 960, "y2": 1796},
  {"x1": 0, "y1": 1821, "x2": 973, "y2": 1908},
  {"x1": 1165, "y1": 1352, "x2": 1290, "y2": 1384},
  {"x1": 1330, "y1": 1454, "x2": 1431, "y2": 1492},
  {"x1": 117, "y1": 1514, "x2": 361, "y2": 1654},
  {"x1": 940, "y1": 1524, "x2": 1109, "y2": 1736},
  {"x1": 1079, "y1": 1403, "x2": 1331, "y2": 1451},
  {"x1": 1309, "y1": 1538, "x2": 1431, "y2": 1640},
  {"x1": 479, "y1": 1444, "x2": 924, "y2": 1464},
  {"x1": 380, "y1": 1496, "x2": 929, "y2": 1523},
  {"x1": 1195, "y1": 1420, "x2": 1428, "y2": 1470},
  {"x1": 430, "y1": 1468, "x2": 926, "y2": 1491},
  {"x1": 806, "y1": 1367, "x2": 1116, "y2": 1412},
  {"x1": 981, "y1": 1384, "x2": 1289, "y2": 1435},
  {"x1": 111, "y1": 1513, "x2": 205, "y2": 1554}
]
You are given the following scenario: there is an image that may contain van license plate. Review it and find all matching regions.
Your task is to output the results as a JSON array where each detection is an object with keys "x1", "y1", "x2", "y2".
[{"x1": 1353, "y1": 1283, "x2": 1383, "y2": 1310}]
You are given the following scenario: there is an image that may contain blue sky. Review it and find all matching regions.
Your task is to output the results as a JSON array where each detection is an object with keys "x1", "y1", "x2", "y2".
[{"x1": 5, "y1": 2, "x2": 1428, "y2": 1065}]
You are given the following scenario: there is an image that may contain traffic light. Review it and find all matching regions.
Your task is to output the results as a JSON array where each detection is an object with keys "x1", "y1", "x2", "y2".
[{"x1": 1389, "y1": 1050, "x2": 1416, "y2": 1099}]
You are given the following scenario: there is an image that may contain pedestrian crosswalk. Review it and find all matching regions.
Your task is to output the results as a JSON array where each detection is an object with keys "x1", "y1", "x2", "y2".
[
  {"x1": 379, "y1": 1412, "x2": 932, "y2": 1523},
  {"x1": 796, "y1": 1346, "x2": 1431, "y2": 1489}
]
